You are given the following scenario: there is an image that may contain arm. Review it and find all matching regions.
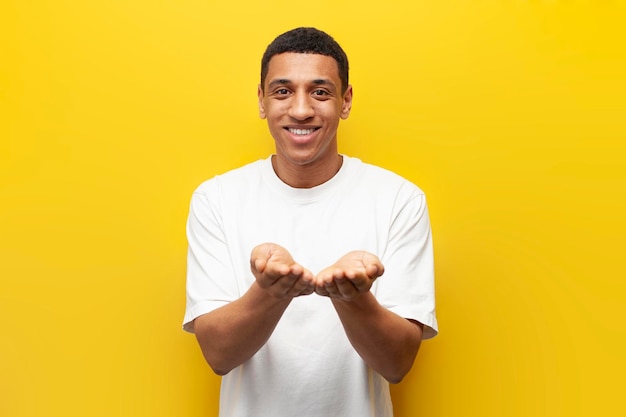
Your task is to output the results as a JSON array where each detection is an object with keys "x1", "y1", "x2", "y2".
[
  {"x1": 194, "y1": 243, "x2": 314, "y2": 375},
  {"x1": 332, "y1": 293, "x2": 423, "y2": 384},
  {"x1": 315, "y1": 251, "x2": 423, "y2": 383}
]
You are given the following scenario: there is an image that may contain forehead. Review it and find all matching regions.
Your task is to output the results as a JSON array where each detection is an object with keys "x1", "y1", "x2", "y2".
[{"x1": 265, "y1": 53, "x2": 341, "y2": 87}]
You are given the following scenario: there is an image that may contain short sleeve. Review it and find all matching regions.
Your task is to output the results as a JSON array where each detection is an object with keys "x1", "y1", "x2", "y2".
[
  {"x1": 377, "y1": 186, "x2": 438, "y2": 339},
  {"x1": 182, "y1": 181, "x2": 239, "y2": 333}
]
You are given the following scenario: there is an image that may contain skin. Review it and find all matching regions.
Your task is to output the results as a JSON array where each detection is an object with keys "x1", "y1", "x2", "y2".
[
  {"x1": 194, "y1": 53, "x2": 424, "y2": 383},
  {"x1": 258, "y1": 52, "x2": 352, "y2": 188}
]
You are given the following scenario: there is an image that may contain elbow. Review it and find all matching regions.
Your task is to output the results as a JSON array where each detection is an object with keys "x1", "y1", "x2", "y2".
[
  {"x1": 386, "y1": 375, "x2": 405, "y2": 385},
  {"x1": 382, "y1": 341, "x2": 422, "y2": 384},
  {"x1": 209, "y1": 363, "x2": 232, "y2": 376},
  {"x1": 196, "y1": 341, "x2": 234, "y2": 376},
  {"x1": 194, "y1": 317, "x2": 235, "y2": 376},
  {"x1": 200, "y1": 349, "x2": 236, "y2": 376},
  {"x1": 383, "y1": 366, "x2": 411, "y2": 384},
  {"x1": 383, "y1": 322, "x2": 423, "y2": 384}
]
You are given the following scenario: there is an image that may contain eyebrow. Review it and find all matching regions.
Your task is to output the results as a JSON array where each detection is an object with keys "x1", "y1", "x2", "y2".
[
  {"x1": 267, "y1": 79, "x2": 291, "y2": 89},
  {"x1": 267, "y1": 78, "x2": 337, "y2": 89}
]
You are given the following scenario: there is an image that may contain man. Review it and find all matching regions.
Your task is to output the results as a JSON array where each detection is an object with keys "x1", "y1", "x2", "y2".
[{"x1": 183, "y1": 27, "x2": 438, "y2": 417}]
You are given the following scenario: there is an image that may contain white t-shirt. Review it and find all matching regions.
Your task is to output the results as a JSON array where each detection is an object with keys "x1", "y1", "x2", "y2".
[{"x1": 184, "y1": 155, "x2": 438, "y2": 417}]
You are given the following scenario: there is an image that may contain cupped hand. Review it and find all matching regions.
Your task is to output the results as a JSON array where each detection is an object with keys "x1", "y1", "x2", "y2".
[
  {"x1": 250, "y1": 243, "x2": 315, "y2": 299},
  {"x1": 314, "y1": 251, "x2": 384, "y2": 301}
]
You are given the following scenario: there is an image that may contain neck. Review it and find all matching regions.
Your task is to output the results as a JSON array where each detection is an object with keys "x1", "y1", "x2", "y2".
[{"x1": 272, "y1": 154, "x2": 343, "y2": 188}]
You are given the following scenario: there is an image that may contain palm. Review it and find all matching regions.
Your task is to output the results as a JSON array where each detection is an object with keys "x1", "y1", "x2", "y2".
[
  {"x1": 315, "y1": 251, "x2": 384, "y2": 300},
  {"x1": 250, "y1": 243, "x2": 314, "y2": 298}
]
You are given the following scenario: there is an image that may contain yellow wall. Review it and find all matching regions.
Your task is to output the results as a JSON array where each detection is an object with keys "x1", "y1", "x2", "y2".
[{"x1": 1, "y1": 1, "x2": 624, "y2": 416}]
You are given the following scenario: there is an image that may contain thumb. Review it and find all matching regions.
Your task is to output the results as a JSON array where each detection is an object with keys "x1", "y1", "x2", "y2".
[
  {"x1": 253, "y1": 257, "x2": 267, "y2": 273},
  {"x1": 366, "y1": 262, "x2": 384, "y2": 278}
]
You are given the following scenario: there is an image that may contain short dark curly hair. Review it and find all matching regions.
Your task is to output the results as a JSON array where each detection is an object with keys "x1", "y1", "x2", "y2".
[{"x1": 260, "y1": 27, "x2": 349, "y2": 93}]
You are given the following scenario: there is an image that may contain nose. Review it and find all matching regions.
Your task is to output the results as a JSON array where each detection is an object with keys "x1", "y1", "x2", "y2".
[{"x1": 288, "y1": 92, "x2": 315, "y2": 120}]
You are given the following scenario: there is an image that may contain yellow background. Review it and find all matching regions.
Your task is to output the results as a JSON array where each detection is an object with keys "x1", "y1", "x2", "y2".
[{"x1": 1, "y1": 1, "x2": 625, "y2": 416}]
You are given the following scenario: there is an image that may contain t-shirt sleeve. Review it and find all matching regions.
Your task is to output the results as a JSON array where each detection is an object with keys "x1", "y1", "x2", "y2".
[
  {"x1": 182, "y1": 182, "x2": 239, "y2": 333},
  {"x1": 376, "y1": 185, "x2": 438, "y2": 339}
]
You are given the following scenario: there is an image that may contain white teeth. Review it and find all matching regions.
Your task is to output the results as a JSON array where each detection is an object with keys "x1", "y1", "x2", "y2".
[{"x1": 289, "y1": 128, "x2": 315, "y2": 135}]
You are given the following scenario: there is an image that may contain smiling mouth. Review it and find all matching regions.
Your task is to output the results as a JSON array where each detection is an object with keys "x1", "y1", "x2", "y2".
[{"x1": 287, "y1": 127, "x2": 317, "y2": 136}]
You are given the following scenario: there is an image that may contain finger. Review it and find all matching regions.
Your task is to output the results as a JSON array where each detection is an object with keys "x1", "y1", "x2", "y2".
[
  {"x1": 298, "y1": 270, "x2": 316, "y2": 292},
  {"x1": 301, "y1": 268, "x2": 314, "y2": 283},
  {"x1": 251, "y1": 257, "x2": 267, "y2": 274},
  {"x1": 251, "y1": 242, "x2": 274, "y2": 265},
  {"x1": 292, "y1": 282, "x2": 315, "y2": 297},
  {"x1": 276, "y1": 266, "x2": 316, "y2": 297},
  {"x1": 335, "y1": 277, "x2": 359, "y2": 300},
  {"x1": 362, "y1": 253, "x2": 384, "y2": 276},
  {"x1": 333, "y1": 268, "x2": 349, "y2": 280},
  {"x1": 335, "y1": 267, "x2": 346, "y2": 277},
  {"x1": 315, "y1": 285, "x2": 330, "y2": 297},
  {"x1": 298, "y1": 286, "x2": 316, "y2": 296},
  {"x1": 287, "y1": 275, "x2": 314, "y2": 297},
  {"x1": 256, "y1": 271, "x2": 282, "y2": 289},
  {"x1": 314, "y1": 270, "x2": 332, "y2": 287},
  {"x1": 324, "y1": 280, "x2": 342, "y2": 298},
  {"x1": 349, "y1": 275, "x2": 373, "y2": 293},
  {"x1": 266, "y1": 262, "x2": 292, "y2": 278},
  {"x1": 270, "y1": 274, "x2": 300, "y2": 297},
  {"x1": 290, "y1": 263, "x2": 304, "y2": 276},
  {"x1": 365, "y1": 263, "x2": 384, "y2": 278}
]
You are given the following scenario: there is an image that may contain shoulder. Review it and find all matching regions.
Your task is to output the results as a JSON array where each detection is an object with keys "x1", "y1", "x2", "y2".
[
  {"x1": 344, "y1": 156, "x2": 425, "y2": 198},
  {"x1": 193, "y1": 159, "x2": 266, "y2": 197}
]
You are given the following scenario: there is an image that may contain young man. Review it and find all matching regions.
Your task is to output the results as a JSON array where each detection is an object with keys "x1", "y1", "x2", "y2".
[{"x1": 183, "y1": 27, "x2": 438, "y2": 417}]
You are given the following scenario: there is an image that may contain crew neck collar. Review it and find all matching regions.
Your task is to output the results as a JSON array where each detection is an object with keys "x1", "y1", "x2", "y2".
[{"x1": 260, "y1": 154, "x2": 357, "y2": 203}]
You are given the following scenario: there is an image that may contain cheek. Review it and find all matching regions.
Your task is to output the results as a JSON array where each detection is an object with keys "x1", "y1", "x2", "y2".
[
  {"x1": 321, "y1": 108, "x2": 343, "y2": 127},
  {"x1": 264, "y1": 103, "x2": 286, "y2": 119}
]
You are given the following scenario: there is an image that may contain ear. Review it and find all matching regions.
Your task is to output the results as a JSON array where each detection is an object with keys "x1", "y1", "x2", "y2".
[
  {"x1": 340, "y1": 85, "x2": 353, "y2": 120},
  {"x1": 258, "y1": 84, "x2": 266, "y2": 119}
]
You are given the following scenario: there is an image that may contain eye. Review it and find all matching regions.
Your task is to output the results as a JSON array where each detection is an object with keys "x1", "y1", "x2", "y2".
[
  {"x1": 275, "y1": 88, "x2": 290, "y2": 96},
  {"x1": 312, "y1": 89, "x2": 330, "y2": 98}
]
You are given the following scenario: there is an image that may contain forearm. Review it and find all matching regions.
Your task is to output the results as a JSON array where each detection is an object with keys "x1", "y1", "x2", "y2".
[
  {"x1": 193, "y1": 282, "x2": 291, "y2": 375},
  {"x1": 332, "y1": 292, "x2": 423, "y2": 383}
]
